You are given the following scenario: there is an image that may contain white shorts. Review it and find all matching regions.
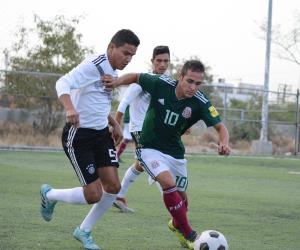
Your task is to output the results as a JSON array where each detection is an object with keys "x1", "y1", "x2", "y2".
[
  {"x1": 136, "y1": 148, "x2": 188, "y2": 192},
  {"x1": 123, "y1": 123, "x2": 132, "y2": 140}
]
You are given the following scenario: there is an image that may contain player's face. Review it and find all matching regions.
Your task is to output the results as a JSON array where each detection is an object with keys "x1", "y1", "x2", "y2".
[
  {"x1": 177, "y1": 69, "x2": 204, "y2": 98},
  {"x1": 108, "y1": 43, "x2": 137, "y2": 70},
  {"x1": 151, "y1": 53, "x2": 170, "y2": 74}
]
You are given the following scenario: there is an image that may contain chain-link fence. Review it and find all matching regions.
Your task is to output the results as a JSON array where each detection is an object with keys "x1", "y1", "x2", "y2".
[
  {"x1": 200, "y1": 83, "x2": 299, "y2": 155},
  {"x1": 0, "y1": 70, "x2": 299, "y2": 155}
]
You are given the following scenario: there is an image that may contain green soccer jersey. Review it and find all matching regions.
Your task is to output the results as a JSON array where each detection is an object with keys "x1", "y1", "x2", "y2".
[
  {"x1": 138, "y1": 73, "x2": 221, "y2": 159},
  {"x1": 123, "y1": 106, "x2": 130, "y2": 123}
]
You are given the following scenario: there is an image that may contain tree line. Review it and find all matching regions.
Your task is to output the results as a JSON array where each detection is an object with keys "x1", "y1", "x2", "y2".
[{"x1": 1, "y1": 14, "x2": 299, "y2": 141}]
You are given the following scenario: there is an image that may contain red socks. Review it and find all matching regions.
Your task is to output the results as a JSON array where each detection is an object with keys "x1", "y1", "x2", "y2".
[
  {"x1": 173, "y1": 197, "x2": 188, "y2": 229},
  {"x1": 163, "y1": 186, "x2": 193, "y2": 238},
  {"x1": 117, "y1": 142, "x2": 127, "y2": 158}
]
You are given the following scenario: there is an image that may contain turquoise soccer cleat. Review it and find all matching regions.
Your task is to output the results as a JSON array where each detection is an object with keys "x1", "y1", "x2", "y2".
[
  {"x1": 73, "y1": 226, "x2": 101, "y2": 250},
  {"x1": 40, "y1": 184, "x2": 57, "y2": 222}
]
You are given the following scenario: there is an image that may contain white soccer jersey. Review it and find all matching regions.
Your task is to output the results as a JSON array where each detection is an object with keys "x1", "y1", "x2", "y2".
[
  {"x1": 56, "y1": 53, "x2": 118, "y2": 130},
  {"x1": 117, "y1": 83, "x2": 150, "y2": 132}
]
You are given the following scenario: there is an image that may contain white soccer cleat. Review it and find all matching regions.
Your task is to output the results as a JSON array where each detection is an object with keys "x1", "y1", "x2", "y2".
[{"x1": 113, "y1": 197, "x2": 135, "y2": 213}]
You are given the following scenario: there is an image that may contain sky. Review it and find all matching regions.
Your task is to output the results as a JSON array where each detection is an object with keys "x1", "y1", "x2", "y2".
[{"x1": 1, "y1": 0, "x2": 300, "y2": 92}]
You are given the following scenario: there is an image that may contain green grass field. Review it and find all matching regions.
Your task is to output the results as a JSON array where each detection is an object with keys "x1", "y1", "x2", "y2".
[{"x1": 0, "y1": 150, "x2": 300, "y2": 250}]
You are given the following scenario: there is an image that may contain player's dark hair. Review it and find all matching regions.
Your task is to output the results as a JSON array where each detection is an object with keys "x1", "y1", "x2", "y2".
[
  {"x1": 180, "y1": 60, "x2": 205, "y2": 76},
  {"x1": 152, "y1": 45, "x2": 170, "y2": 59},
  {"x1": 110, "y1": 29, "x2": 140, "y2": 47}
]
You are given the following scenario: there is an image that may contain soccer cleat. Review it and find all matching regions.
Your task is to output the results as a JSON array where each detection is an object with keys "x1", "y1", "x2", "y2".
[
  {"x1": 40, "y1": 184, "x2": 57, "y2": 221},
  {"x1": 113, "y1": 197, "x2": 135, "y2": 213},
  {"x1": 168, "y1": 219, "x2": 187, "y2": 247},
  {"x1": 184, "y1": 231, "x2": 198, "y2": 250},
  {"x1": 168, "y1": 219, "x2": 198, "y2": 249},
  {"x1": 73, "y1": 226, "x2": 101, "y2": 250}
]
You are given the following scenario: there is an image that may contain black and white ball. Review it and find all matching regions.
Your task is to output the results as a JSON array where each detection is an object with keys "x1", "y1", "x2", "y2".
[{"x1": 194, "y1": 230, "x2": 228, "y2": 250}]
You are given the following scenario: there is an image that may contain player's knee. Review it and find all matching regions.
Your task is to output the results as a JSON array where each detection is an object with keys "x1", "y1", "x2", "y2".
[
  {"x1": 86, "y1": 195, "x2": 101, "y2": 204},
  {"x1": 104, "y1": 182, "x2": 121, "y2": 194},
  {"x1": 157, "y1": 171, "x2": 175, "y2": 189},
  {"x1": 135, "y1": 163, "x2": 144, "y2": 172},
  {"x1": 84, "y1": 190, "x2": 101, "y2": 204}
]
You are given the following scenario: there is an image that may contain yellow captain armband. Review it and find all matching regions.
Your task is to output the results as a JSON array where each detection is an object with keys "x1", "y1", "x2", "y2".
[{"x1": 209, "y1": 105, "x2": 219, "y2": 117}]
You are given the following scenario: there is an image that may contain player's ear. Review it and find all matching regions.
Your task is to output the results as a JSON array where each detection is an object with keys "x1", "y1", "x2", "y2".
[
  {"x1": 107, "y1": 43, "x2": 115, "y2": 54},
  {"x1": 177, "y1": 72, "x2": 183, "y2": 81}
]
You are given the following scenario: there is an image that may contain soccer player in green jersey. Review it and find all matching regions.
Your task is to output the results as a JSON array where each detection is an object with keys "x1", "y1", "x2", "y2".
[{"x1": 103, "y1": 60, "x2": 230, "y2": 249}]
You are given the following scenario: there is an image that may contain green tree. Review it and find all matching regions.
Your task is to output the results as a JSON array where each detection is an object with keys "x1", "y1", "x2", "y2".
[
  {"x1": 227, "y1": 96, "x2": 262, "y2": 142},
  {"x1": 4, "y1": 15, "x2": 93, "y2": 135},
  {"x1": 269, "y1": 102, "x2": 296, "y2": 123}
]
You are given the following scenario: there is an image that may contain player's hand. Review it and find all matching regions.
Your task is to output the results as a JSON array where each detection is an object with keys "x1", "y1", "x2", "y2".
[
  {"x1": 66, "y1": 109, "x2": 79, "y2": 128},
  {"x1": 218, "y1": 143, "x2": 231, "y2": 156},
  {"x1": 110, "y1": 122, "x2": 123, "y2": 146},
  {"x1": 102, "y1": 74, "x2": 116, "y2": 91},
  {"x1": 184, "y1": 128, "x2": 191, "y2": 135}
]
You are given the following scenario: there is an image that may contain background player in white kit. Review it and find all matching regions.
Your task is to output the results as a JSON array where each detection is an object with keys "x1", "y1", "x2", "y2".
[
  {"x1": 113, "y1": 46, "x2": 170, "y2": 212},
  {"x1": 39, "y1": 29, "x2": 140, "y2": 250},
  {"x1": 116, "y1": 106, "x2": 132, "y2": 162}
]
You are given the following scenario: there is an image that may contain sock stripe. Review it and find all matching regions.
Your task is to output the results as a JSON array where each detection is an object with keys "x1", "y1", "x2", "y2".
[
  {"x1": 163, "y1": 186, "x2": 177, "y2": 194},
  {"x1": 131, "y1": 165, "x2": 141, "y2": 175}
]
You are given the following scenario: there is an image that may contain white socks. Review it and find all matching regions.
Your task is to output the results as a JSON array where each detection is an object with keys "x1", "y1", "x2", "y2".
[
  {"x1": 80, "y1": 191, "x2": 117, "y2": 231},
  {"x1": 118, "y1": 165, "x2": 142, "y2": 198},
  {"x1": 47, "y1": 187, "x2": 87, "y2": 204},
  {"x1": 46, "y1": 187, "x2": 117, "y2": 232}
]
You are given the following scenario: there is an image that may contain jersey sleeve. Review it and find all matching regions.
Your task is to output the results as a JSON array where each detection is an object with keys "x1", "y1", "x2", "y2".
[
  {"x1": 117, "y1": 83, "x2": 143, "y2": 113},
  {"x1": 123, "y1": 106, "x2": 130, "y2": 123},
  {"x1": 200, "y1": 102, "x2": 221, "y2": 127},
  {"x1": 56, "y1": 59, "x2": 100, "y2": 97},
  {"x1": 138, "y1": 73, "x2": 159, "y2": 95}
]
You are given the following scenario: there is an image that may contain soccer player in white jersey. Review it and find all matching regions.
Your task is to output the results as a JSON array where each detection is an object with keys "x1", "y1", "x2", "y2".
[
  {"x1": 39, "y1": 29, "x2": 140, "y2": 250},
  {"x1": 103, "y1": 60, "x2": 230, "y2": 249},
  {"x1": 112, "y1": 46, "x2": 170, "y2": 213}
]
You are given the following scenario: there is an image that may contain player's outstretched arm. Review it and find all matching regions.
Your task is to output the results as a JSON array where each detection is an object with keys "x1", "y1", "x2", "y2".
[
  {"x1": 102, "y1": 73, "x2": 139, "y2": 90},
  {"x1": 115, "y1": 83, "x2": 143, "y2": 125},
  {"x1": 213, "y1": 122, "x2": 231, "y2": 156}
]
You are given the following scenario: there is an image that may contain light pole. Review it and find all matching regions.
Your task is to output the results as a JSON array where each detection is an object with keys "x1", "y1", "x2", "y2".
[
  {"x1": 260, "y1": 0, "x2": 273, "y2": 141},
  {"x1": 251, "y1": 0, "x2": 273, "y2": 155}
]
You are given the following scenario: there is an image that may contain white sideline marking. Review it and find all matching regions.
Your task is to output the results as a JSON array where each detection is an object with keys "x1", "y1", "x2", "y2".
[{"x1": 288, "y1": 171, "x2": 300, "y2": 175}]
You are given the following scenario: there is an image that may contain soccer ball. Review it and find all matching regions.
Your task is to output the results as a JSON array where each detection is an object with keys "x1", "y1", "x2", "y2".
[{"x1": 194, "y1": 230, "x2": 228, "y2": 250}]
